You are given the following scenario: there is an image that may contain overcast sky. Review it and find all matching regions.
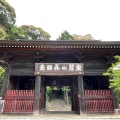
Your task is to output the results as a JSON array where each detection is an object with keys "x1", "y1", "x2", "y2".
[{"x1": 6, "y1": 0, "x2": 120, "y2": 41}]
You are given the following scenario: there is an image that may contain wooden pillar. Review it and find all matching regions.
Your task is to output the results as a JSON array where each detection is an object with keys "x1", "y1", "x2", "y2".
[
  {"x1": 16, "y1": 76, "x2": 20, "y2": 90},
  {"x1": 1, "y1": 64, "x2": 11, "y2": 99},
  {"x1": 71, "y1": 79, "x2": 74, "y2": 111},
  {"x1": 71, "y1": 77, "x2": 77, "y2": 111},
  {"x1": 33, "y1": 75, "x2": 41, "y2": 116},
  {"x1": 44, "y1": 85, "x2": 46, "y2": 110},
  {"x1": 78, "y1": 75, "x2": 86, "y2": 115},
  {"x1": 41, "y1": 78, "x2": 45, "y2": 112}
]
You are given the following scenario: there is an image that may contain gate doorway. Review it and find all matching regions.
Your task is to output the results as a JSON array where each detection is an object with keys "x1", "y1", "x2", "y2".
[
  {"x1": 46, "y1": 86, "x2": 71, "y2": 111},
  {"x1": 44, "y1": 76, "x2": 73, "y2": 112}
]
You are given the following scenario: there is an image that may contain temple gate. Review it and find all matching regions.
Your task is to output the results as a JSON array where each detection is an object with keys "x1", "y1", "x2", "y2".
[{"x1": 0, "y1": 40, "x2": 119, "y2": 115}]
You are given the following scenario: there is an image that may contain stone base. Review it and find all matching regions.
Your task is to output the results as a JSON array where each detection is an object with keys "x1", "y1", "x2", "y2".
[
  {"x1": 0, "y1": 100, "x2": 4, "y2": 114},
  {"x1": 114, "y1": 109, "x2": 120, "y2": 114},
  {"x1": 33, "y1": 111, "x2": 39, "y2": 116}
]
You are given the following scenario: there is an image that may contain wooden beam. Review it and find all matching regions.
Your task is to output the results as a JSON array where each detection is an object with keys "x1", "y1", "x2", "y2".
[
  {"x1": 78, "y1": 75, "x2": 86, "y2": 115},
  {"x1": 33, "y1": 75, "x2": 41, "y2": 116}
]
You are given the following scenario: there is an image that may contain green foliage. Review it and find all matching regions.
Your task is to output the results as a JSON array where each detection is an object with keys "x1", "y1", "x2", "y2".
[
  {"x1": 57, "y1": 31, "x2": 94, "y2": 41},
  {"x1": 0, "y1": 14, "x2": 11, "y2": 32},
  {"x1": 0, "y1": 0, "x2": 16, "y2": 40},
  {"x1": 37, "y1": 27, "x2": 51, "y2": 40},
  {"x1": 103, "y1": 55, "x2": 120, "y2": 99},
  {"x1": 0, "y1": 66, "x2": 5, "y2": 88},
  {"x1": 5, "y1": 24, "x2": 51, "y2": 40},
  {"x1": 46, "y1": 86, "x2": 52, "y2": 102},
  {"x1": 7, "y1": 25, "x2": 24, "y2": 40},
  {"x1": 57, "y1": 31, "x2": 74, "y2": 40},
  {"x1": 62, "y1": 86, "x2": 70, "y2": 92},
  {"x1": 72, "y1": 34, "x2": 94, "y2": 40},
  {"x1": 0, "y1": 26, "x2": 7, "y2": 40},
  {"x1": 46, "y1": 86, "x2": 52, "y2": 94},
  {"x1": 0, "y1": 0, "x2": 16, "y2": 25},
  {"x1": 19, "y1": 25, "x2": 51, "y2": 40},
  {"x1": 0, "y1": 0, "x2": 51, "y2": 40}
]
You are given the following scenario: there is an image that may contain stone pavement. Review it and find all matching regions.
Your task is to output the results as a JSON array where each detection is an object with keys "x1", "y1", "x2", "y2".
[{"x1": 0, "y1": 114, "x2": 120, "y2": 120}]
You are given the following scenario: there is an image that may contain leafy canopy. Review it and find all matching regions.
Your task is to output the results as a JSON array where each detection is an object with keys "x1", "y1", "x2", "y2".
[
  {"x1": 19, "y1": 25, "x2": 51, "y2": 40},
  {"x1": 57, "y1": 31, "x2": 74, "y2": 40},
  {"x1": 0, "y1": 66, "x2": 5, "y2": 88},
  {"x1": 0, "y1": 0, "x2": 16, "y2": 25},
  {"x1": 0, "y1": 26, "x2": 7, "y2": 40},
  {"x1": 103, "y1": 55, "x2": 120, "y2": 95},
  {"x1": 57, "y1": 30, "x2": 94, "y2": 40},
  {"x1": 0, "y1": 0, "x2": 51, "y2": 40},
  {"x1": 0, "y1": 0, "x2": 16, "y2": 40}
]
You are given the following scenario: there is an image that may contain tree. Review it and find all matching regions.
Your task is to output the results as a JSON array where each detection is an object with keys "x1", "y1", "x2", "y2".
[
  {"x1": 0, "y1": 66, "x2": 5, "y2": 90},
  {"x1": 7, "y1": 25, "x2": 24, "y2": 40},
  {"x1": 103, "y1": 55, "x2": 120, "y2": 101},
  {"x1": 37, "y1": 27, "x2": 51, "y2": 40},
  {"x1": 0, "y1": 26, "x2": 7, "y2": 40},
  {"x1": 72, "y1": 34, "x2": 94, "y2": 40},
  {"x1": 46, "y1": 86, "x2": 52, "y2": 101},
  {"x1": 57, "y1": 31, "x2": 74, "y2": 40},
  {"x1": 0, "y1": 0, "x2": 18, "y2": 40},
  {"x1": 0, "y1": 0, "x2": 16, "y2": 33},
  {"x1": 57, "y1": 31, "x2": 94, "y2": 41},
  {"x1": 0, "y1": 0, "x2": 51, "y2": 40},
  {"x1": 19, "y1": 25, "x2": 51, "y2": 40}
]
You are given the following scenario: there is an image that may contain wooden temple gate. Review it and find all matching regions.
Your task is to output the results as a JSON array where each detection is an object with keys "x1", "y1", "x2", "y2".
[
  {"x1": 3, "y1": 90, "x2": 42, "y2": 113},
  {"x1": 1, "y1": 40, "x2": 120, "y2": 115}
]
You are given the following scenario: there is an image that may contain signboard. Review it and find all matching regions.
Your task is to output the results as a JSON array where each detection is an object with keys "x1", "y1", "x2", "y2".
[{"x1": 34, "y1": 63, "x2": 84, "y2": 76}]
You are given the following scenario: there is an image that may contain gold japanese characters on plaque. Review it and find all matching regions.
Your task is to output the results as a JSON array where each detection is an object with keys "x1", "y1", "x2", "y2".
[{"x1": 34, "y1": 63, "x2": 84, "y2": 76}]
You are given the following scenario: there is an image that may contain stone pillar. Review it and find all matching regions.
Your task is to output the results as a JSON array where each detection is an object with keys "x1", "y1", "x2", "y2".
[
  {"x1": 33, "y1": 75, "x2": 41, "y2": 116},
  {"x1": 78, "y1": 75, "x2": 86, "y2": 115}
]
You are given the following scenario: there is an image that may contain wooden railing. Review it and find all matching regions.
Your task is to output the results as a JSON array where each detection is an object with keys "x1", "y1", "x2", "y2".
[
  {"x1": 84, "y1": 90, "x2": 114, "y2": 113},
  {"x1": 77, "y1": 90, "x2": 114, "y2": 113},
  {"x1": 3, "y1": 90, "x2": 42, "y2": 113}
]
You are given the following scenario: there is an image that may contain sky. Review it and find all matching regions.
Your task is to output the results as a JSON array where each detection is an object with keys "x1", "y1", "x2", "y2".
[{"x1": 6, "y1": 0, "x2": 120, "y2": 41}]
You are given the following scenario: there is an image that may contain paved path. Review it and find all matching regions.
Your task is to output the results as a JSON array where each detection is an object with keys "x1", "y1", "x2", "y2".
[{"x1": 47, "y1": 98, "x2": 71, "y2": 111}]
